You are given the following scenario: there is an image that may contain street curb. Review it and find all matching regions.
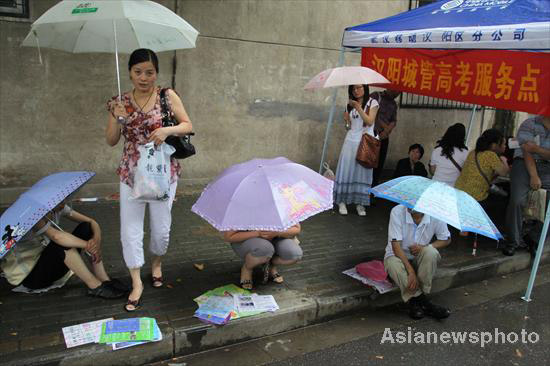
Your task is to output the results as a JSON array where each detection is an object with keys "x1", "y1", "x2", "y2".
[{"x1": 3, "y1": 247, "x2": 548, "y2": 366}]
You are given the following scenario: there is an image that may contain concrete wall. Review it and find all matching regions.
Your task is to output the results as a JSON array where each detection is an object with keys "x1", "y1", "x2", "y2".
[
  {"x1": 0, "y1": 0, "x2": 176, "y2": 198},
  {"x1": 0, "y1": 0, "x2": 493, "y2": 202},
  {"x1": 385, "y1": 106, "x2": 496, "y2": 174},
  {"x1": 174, "y1": 0, "x2": 408, "y2": 181}
]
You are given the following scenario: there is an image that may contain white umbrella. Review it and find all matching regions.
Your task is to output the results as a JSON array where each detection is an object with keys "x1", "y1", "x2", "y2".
[
  {"x1": 304, "y1": 66, "x2": 389, "y2": 90},
  {"x1": 21, "y1": 0, "x2": 199, "y2": 97}
]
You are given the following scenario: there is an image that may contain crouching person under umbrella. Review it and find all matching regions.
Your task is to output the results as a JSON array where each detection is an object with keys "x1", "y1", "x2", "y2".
[
  {"x1": 384, "y1": 205, "x2": 451, "y2": 320},
  {"x1": 1, "y1": 202, "x2": 127, "y2": 298},
  {"x1": 223, "y1": 224, "x2": 303, "y2": 290}
]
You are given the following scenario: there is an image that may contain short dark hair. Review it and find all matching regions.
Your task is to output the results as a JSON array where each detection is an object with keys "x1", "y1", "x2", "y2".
[
  {"x1": 128, "y1": 48, "x2": 159, "y2": 73},
  {"x1": 409, "y1": 143, "x2": 424, "y2": 159},
  {"x1": 475, "y1": 128, "x2": 504, "y2": 153}
]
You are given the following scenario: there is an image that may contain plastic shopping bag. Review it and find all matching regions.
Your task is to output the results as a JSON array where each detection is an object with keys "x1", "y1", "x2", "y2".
[
  {"x1": 131, "y1": 142, "x2": 175, "y2": 201},
  {"x1": 322, "y1": 162, "x2": 335, "y2": 181},
  {"x1": 524, "y1": 188, "x2": 547, "y2": 223}
]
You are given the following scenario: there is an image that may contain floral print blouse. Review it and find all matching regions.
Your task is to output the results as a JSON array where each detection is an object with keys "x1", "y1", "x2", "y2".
[{"x1": 106, "y1": 87, "x2": 181, "y2": 188}]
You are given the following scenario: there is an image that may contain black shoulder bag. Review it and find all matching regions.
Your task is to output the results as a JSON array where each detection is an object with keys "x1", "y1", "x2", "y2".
[
  {"x1": 159, "y1": 88, "x2": 196, "y2": 159},
  {"x1": 449, "y1": 155, "x2": 462, "y2": 172},
  {"x1": 474, "y1": 152, "x2": 508, "y2": 197}
]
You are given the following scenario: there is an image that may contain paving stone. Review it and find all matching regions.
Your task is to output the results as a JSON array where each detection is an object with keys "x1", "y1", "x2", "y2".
[
  {"x1": 20, "y1": 333, "x2": 63, "y2": 351},
  {"x1": 0, "y1": 340, "x2": 19, "y2": 355},
  {"x1": 1, "y1": 196, "x2": 548, "y2": 364}
]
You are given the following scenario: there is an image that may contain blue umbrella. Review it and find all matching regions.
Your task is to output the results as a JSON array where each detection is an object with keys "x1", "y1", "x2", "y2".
[
  {"x1": 0, "y1": 171, "x2": 95, "y2": 259},
  {"x1": 371, "y1": 175, "x2": 502, "y2": 240}
]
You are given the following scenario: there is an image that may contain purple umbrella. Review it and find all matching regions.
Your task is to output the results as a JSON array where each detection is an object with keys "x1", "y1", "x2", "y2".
[
  {"x1": 191, "y1": 157, "x2": 333, "y2": 231},
  {"x1": 0, "y1": 171, "x2": 95, "y2": 258}
]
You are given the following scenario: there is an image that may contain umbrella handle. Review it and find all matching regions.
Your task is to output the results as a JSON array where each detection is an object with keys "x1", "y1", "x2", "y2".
[
  {"x1": 47, "y1": 217, "x2": 64, "y2": 232},
  {"x1": 113, "y1": 20, "x2": 121, "y2": 101},
  {"x1": 472, "y1": 233, "x2": 478, "y2": 256}
]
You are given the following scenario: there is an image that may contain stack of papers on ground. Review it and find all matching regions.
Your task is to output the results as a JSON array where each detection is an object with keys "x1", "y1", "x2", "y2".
[
  {"x1": 193, "y1": 284, "x2": 280, "y2": 325},
  {"x1": 62, "y1": 318, "x2": 113, "y2": 348},
  {"x1": 99, "y1": 317, "x2": 162, "y2": 350},
  {"x1": 194, "y1": 284, "x2": 249, "y2": 304},
  {"x1": 194, "y1": 295, "x2": 234, "y2": 325},
  {"x1": 62, "y1": 317, "x2": 162, "y2": 350},
  {"x1": 343, "y1": 267, "x2": 396, "y2": 294},
  {"x1": 234, "y1": 294, "x2": 279, "y2": 313}
]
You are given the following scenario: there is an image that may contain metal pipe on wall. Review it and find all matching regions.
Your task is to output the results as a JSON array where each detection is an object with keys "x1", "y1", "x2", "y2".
[{"x1": 465, "y1": 105, "x2": 477, "y2": 146}]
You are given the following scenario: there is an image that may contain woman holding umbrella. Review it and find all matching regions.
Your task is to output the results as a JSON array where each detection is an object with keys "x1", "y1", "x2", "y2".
[
  {"x1": 223, "y1": 224, "x2": 303, "y2": 290},
  {"x1": 334, "y1": 85, "x2": 379, "y2": 216},
  {"x1": 106, "y1": 48, "x2": 193, "y2": 311},
  {"x1": 0, "y1": 201, "x2": 126, "y2": 298},
  {"x1": 191, "y1": 157, "x2": 333, "y2": 290}
]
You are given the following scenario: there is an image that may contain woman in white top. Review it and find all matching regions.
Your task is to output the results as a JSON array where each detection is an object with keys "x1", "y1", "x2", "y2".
[
  {"x1": 429, "y1": 123, "x2": 469, "y2": 186},
  {"x1": 333, "y1": 84, "x2": 379, "y2": 216}
]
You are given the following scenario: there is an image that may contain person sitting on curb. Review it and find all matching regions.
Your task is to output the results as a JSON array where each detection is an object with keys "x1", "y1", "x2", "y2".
[
  {"x1": 223, "y1": 224, "x2": 303, "y2": 290},
  {"x1": 393, "y1": 143, "x2": 428, "y2": 179},
  {"x1": 0, "y1": 201, "x2": 127, "y2": 298},
  {"x1": 384, "y1": 205, "x2": 451, "y2": 320},
  {"x1": 504, "y1": 115, "x2": 550, "y2": 256}
]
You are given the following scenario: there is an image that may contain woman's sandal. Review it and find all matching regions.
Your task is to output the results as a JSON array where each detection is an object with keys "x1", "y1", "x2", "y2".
[
  {"x1": 270, "y1": 272, "x2": 284, "y2": 284},
  {"x1": 124, "y1": 298, "x2": 141, "y2": 312},
  {"x1": 151, "y1": 276, "x2": 164, "y2": 288},
  {"x1": 240, "y1": 279, "x2": 253, "y2": 290}
]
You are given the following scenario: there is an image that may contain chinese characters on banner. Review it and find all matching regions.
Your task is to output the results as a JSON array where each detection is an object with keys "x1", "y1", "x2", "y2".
[{"x1": 362, "y1": 48, "x2": 550, "y2": 116}]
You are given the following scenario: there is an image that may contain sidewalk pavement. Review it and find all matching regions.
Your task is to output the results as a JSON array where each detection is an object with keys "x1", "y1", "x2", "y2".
[{"x1": 1, "y1": 195, "x2": 549, "y2": 366}]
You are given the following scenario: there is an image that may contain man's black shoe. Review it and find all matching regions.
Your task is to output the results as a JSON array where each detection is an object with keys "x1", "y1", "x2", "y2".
[
  {"x1": 408, "y1": 296, "x2": 425, "y2": 320},
  {"x1": 502, "y1": 246, "x2": 516, "y2": 256},
  {"x1": 87, "y1": 282, "x2": 125, "y2": 299},
  {"x1": 105, "y1": 278, "x2": 131, "y2": 293},
  {"x1": 420, "y1": 298, "x2": 451, "y2": 319}
]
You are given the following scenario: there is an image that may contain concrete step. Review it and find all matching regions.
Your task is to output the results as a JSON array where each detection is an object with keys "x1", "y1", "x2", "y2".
[
  {"x1": 2, "y1": 244, "x2": 548, "y2": 366},
  {"x1": 145, "y1": 265, "x2": 550, "y2": 366}
]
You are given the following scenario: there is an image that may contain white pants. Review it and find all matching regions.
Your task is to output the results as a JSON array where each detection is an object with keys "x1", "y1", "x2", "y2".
[{"x1": 120, "y1": 181, "x2": 177, "y2": 269}]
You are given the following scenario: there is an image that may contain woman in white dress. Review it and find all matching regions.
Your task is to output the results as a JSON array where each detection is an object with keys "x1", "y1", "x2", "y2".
[
  {"x1": 334, "y1": 84, "x2": 379, "y2": 216},
  {"x1": 429, "y1": 123, "x2": 469, "y2": 186}
]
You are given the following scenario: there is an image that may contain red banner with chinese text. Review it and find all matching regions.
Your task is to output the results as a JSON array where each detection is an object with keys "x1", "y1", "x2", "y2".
[{"x1": 362, "y1": 48, "x2": 550, "y2": 116}]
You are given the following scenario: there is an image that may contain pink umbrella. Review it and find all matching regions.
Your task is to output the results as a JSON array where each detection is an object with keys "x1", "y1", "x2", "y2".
[
  {"x1": 191, "y1": 157, "x2": 333, "y2": 231},
  {"x1": 304, "y1": 66, "x2": 390, "y2": 90}
]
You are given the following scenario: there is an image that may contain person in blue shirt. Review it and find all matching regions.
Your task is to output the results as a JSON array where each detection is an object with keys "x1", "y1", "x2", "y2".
[{"x1": 504, "y1": 115, "x2": 550, "y2": 256}]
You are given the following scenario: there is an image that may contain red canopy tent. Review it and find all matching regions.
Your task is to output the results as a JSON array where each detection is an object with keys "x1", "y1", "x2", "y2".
[
  {"x1": 320, "y1": 0, "x2": 550, "y2": 301},
  {"x1": 343, "y1": 0, "x2": 550, "y2": 115}
]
